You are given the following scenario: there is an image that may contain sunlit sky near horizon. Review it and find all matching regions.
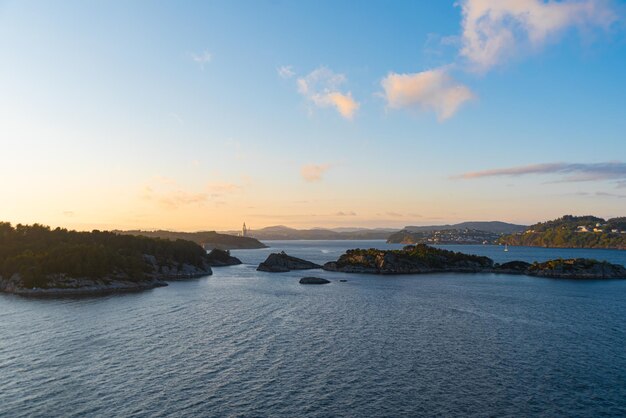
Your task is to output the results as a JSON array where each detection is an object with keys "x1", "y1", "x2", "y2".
[{"x1": 1, "y1": 0, "x2": 626, "y2": 231}]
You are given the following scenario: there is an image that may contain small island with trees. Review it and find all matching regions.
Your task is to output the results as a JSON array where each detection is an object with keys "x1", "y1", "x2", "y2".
[{"x1": 0, "y1": 222, "x2": 215, "y2": 295}]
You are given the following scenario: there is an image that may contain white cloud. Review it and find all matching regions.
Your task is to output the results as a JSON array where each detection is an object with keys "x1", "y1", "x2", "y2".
[
  {"x1": 297, "y1": 67, "x2": 360, "y2": 119},
  {"x1": 381, "y1": 67, "x2": 475, "y2": 120},
  {"x1": 191, "y1": 50, "x2": 212, "y2": 69},
  {"x1": 460, "y1": 0, "x2": 617, "y2": 72},
  {"x1": 143, "y1": 188, "x2": 209, "y2": 210},
  {"x1": 277, "y1": 65, "x2": 295, "y2": 79},
  {"x1": 301, "y1": 163, "x2": 331, "y2": 182},
  {"x1": 312, "y1": 91, "x2": 360, "y2": 119},
  {"x1": 141, "y1": 177, "x2": 245, "y2": 210}
]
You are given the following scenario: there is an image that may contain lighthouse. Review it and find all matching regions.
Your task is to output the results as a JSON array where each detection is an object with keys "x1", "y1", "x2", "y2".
[{"x1": 242, "y1": 222, "x2": 248, "y2": 237}]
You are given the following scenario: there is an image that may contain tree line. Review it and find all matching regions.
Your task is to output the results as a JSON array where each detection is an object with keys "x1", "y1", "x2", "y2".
[{"x1": 0, "y1": 222, "x2": 208, "y2": 288}]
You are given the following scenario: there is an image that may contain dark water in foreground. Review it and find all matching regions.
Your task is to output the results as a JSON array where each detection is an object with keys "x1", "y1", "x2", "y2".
[{"x1": 1, "y1": 241, "x2": 625, "y2": 417}]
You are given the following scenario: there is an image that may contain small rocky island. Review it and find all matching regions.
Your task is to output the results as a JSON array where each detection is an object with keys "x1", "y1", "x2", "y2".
[
  {"x1": 257, "y1": 252, "x2": 321, "y2": 272},
  {"x1": 299, "y1": 277, "x2": 331, "y2": 285},
  {"x1": 0, "y1": 222, "x2": 213, "y2": 296},
  {"x1": 206, "y1": 249, "x2": 242, "y2": 267},
  {"x1": 323, "y1": 244, "x2": 626, "y2": 280}
]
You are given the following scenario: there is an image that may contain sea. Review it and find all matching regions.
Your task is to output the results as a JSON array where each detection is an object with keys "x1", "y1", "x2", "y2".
[{"x1": 1, "y1": 241, "x2": 625, "y2": 417}]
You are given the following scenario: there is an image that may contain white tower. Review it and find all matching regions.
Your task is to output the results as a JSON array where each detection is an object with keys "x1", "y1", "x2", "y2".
[{"x1": 242, "y1": 222, "x2": 248, "y2": 237}]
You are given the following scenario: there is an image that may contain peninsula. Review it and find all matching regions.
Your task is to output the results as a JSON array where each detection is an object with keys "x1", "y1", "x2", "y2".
[
  {"x1": 114, "y1": 229, "x2": 267, "y2": 250},
  {"x1": 499, "y1": 215, "x2": 626, "y2": 250}
]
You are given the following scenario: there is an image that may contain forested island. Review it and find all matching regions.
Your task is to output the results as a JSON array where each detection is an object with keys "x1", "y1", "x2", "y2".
[
  {"x1": 0, "y1": 223, "x2": 214, "y2": 295},
  {"x1": 322, "y1": 244, "x2": 626, "y2": 279},
  {"x1": 114, "y1": 229, "x2": 267, "y2": 250},
  {"x1": 499, "y1": 215, "x2": 626, "y2": 249},
  {"x1": 323, "y1": 245, "x2": 493, "y2": 274}
]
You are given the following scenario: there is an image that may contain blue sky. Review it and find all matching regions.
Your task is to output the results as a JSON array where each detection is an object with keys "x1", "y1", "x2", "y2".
[{"x1": 1, "y1": 0, "x2": 626, "y2": 230}]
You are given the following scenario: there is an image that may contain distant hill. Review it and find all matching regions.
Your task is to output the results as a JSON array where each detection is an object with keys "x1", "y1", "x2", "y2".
[
  {"x1": 404, "y1": 221, "x2": 526, "y2": 235},
  {"x1": 387, "y1": 229, "x2": 503, "y2": 245},
  {"x1": 222, "y1": 226, "x2": 398, "y2": 240},
  {"x1": 499, "y1": 215, "x2": 626, "y2": 249},
  {"x1": 115, "y1": 230, "x2": 267, "y2": 250}
]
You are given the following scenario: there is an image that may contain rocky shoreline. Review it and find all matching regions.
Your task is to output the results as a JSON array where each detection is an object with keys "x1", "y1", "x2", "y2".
[{"x1": 0, "y1": 260, "x2": 213, "y2": 296}]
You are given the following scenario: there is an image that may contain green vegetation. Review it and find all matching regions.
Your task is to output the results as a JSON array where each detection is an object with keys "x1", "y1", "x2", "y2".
[
  {"x1": 327, "y1": 244, "x2": 626, "y2": 278},
  {"x1": 393, "y1": 244, "x2": 492, "y2": 267},
  {"x1": 332, "y1": 244, "x2": 493, "y2": 271},
  {"x1": 115, "y1": 230, "x2": 267, "y2": 250},
  {"x1": 0, "y1": 222, "x2": 209, "y2": 288},
  {"x1": 499, "y1": 215, "x2": 626, "y2": 249}
]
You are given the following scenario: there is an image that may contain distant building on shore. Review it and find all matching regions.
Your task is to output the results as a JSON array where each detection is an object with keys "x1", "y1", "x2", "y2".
[{"x1": 241, "y1": 222, "x2": 249, "y2": 237}]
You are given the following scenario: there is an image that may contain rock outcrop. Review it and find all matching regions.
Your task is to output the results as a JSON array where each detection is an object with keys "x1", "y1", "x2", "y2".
[
  {"x1": 299, "y1": 277, "x2": 331, "y2": 285},
  {"x1": 206, "y1": 249, "x2": 242, "y2": 267},
  {"x1": 526, "y1": 258, "x2": 626, "y2": 279},
  {"x1": 257, "y1": 252, "x2": 321, "y2": 272}
]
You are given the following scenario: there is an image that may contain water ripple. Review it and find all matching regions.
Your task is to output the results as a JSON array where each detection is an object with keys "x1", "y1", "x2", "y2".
[{"x1": 1, "y1": 242, "x2": 626, "y2": 417}]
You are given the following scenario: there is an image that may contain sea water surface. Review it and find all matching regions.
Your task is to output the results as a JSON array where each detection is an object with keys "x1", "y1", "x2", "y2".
[{"x1": 1, "y1": 241, "x2": 626, "y2": 417}]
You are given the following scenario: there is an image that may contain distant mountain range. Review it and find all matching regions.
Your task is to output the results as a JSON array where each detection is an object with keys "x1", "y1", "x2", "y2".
[
  {"x1": 387, "y1": 222, "x2": 527, "y2": 245},
  {"x1": 404, "y1": 221, "x2": 527, "y2": 235},
  {"x1": 221, "y1": 225, "x2": 398, "y2": 240},
  {"x1": 219, "y1": 222, "x2": 526, "y2": 241}
]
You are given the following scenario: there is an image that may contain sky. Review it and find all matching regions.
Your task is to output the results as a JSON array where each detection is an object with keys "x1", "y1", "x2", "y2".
[{"x1": 1, "y1": 0, "x2": 626, "y2": 231}]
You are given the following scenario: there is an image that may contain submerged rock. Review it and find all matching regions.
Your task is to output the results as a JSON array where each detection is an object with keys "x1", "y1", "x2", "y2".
[
  {"x1": 257, "y1": 252, "x2": 321, "y2": 272},
  {"x1": 206, "y1": 249, "x2": 242, "y2": 267},
  {"x1": 299, "y1": 277, "x2": 331, "y2": 285}
]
